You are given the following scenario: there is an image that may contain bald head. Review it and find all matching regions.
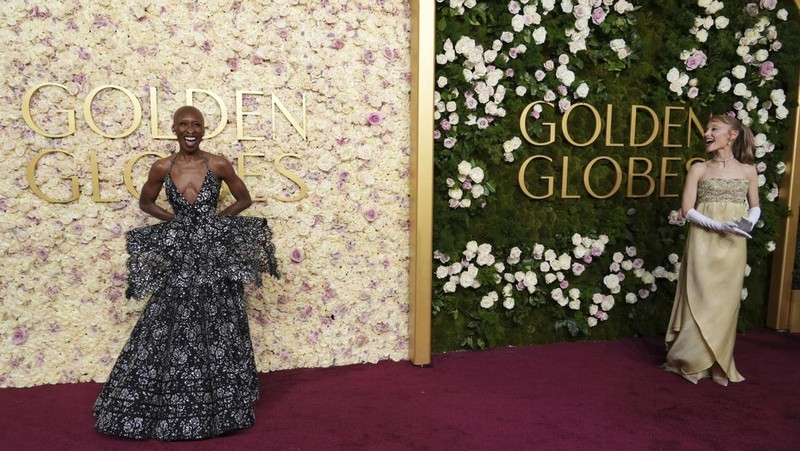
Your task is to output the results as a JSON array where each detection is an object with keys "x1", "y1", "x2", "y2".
[{"x1": 173, "y1": 105, "x2": 204, "y2": 122}]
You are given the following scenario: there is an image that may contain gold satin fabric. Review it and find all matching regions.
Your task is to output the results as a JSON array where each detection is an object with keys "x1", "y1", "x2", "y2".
[{"x1": 664, "y1": 178, "x2": 750, "y2": 385}]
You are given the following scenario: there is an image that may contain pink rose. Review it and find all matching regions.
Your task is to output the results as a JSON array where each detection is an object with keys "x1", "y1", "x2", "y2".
[
  {"x1": 12, "y1": 328, "x2": 28, "y2": 345},
  {"x1": 367, "y1": 112, "x2": 382, "y2": 126},
  {"x1": 290, "y1": 248, "x2": 305, "y2": 263}
]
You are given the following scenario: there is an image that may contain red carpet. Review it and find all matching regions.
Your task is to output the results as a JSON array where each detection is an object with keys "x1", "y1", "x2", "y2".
[{"x1": 2, "y1": 330, "x2": 799, "y2": 450}]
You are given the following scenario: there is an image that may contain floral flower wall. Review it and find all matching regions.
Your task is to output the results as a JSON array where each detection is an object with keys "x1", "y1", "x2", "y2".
[
  {"x1": 0, "y1": 0, "x2": 411, "y2": 387},
  {"x1": 432, "y1": 0, "x2": 799, "y2": 351}
]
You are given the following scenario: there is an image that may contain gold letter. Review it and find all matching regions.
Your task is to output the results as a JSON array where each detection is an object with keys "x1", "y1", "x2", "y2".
[
  {"x1": 518, "y1": 155, "x2": 554, "y2": 199},
  {"x1": 519, "y1": 101, "x2": 555, "y2": 146},
  {"x1": 562, "y1": 102, "x2": 602, "y2": 147},
  {"x1": 659, "y1": 157, "x2": 681, "y2": 198},
  {"x1": 84, "y1": 85, "x2": 143, "y2": 138},
  {"x1": 22, "y1": 83, "x2": 76, "y2": 138},
  {"x1": 187, "y1": 89, "x2": 228, "y2": 139},
  {"x1": 662, "y1": 106, "x2": 684, "y2": 148},
  {"x1": 90, "y1": 150, "x2": 120, "y2": 203},
  {"x1": 237, "y1": 153, "x2": 268, "y2": 202},
  {"x1": 272, "y1": 93, "x2": 307, "y2": 140},
  {"x1": 560, "y1": 156, "x2": 579, "y2": 199},
  {"x1": 604, "y1": 104, "x2": 623, "y2": 147},
  {"x1": 124, "y1": 152, "x2": 166, "y2": 198},
  {"x1": 236, "y1": 90, "x2": 265, "y2": 141},
  {"x1": 627, "y1": 157, "x2": 655, "y2": 198},
  {"x1": 629, "y1": 105, "x2": 659, "y2": 147},
  {"x1": 148, "y1": 87, "x2": 173, "y2": 140},
  {"x1": 686, "y1": 107, "x2": 705, "y2": 148},
  {"x1": 26, "y1": 149, "x2": 80, "y2": 203},
  {"x1": 273, "y1": 153, "x2": 309, "y2": 202},
  {"x1": 583, "y1": 157, "x2": 622, "y2": 199}
]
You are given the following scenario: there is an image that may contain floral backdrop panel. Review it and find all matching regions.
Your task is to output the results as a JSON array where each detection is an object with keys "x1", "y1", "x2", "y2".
[
  {"x1": 0, "y1": 0, "x2": 412, "y2": 387},
  {"x1": 431, "y1": 0, "x2": 799, "y2": 351}
]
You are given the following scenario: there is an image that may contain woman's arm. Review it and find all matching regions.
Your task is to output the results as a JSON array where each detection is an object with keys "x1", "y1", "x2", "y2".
[
  {"x1": 213, "y1": 155, "x2": 253, "y2": 216},
  {"x1": 139, "y1": 159, "x2": 174, "y2": 220}
]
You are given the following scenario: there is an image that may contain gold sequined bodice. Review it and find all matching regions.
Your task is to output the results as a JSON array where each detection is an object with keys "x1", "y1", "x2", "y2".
[{"x1": 696, "y1": 178, "x2": 749, "y2": 204}]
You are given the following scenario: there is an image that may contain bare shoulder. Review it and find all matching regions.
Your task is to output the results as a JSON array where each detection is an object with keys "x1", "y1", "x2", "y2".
[
  {"x1": 204, "y1": 152, "x2": 236, "y2": 176},
  {"x1": 734, "y1": 161, "x2": 757, "y2": 178},
  {"x1": 686, "y1": 160, "x2": 707, "y2": 178},
  {"x1": 148, "y1": 155, "x2": 173, "y2": 178}
]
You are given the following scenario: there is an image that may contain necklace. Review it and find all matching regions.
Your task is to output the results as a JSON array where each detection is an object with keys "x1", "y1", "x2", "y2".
[{"x1": 712, "y1": 155, "x2": 734, "y2": 167}]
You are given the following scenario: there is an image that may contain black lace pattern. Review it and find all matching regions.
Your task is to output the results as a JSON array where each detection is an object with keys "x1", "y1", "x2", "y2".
[{"x1": 93, "y1": 161, "x2": 280, "y2": 441}]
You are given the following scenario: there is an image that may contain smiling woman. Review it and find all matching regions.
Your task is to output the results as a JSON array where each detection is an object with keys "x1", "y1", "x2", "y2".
[{"x1": 92, "y1": 105, "x2": 281, "y2": 440}]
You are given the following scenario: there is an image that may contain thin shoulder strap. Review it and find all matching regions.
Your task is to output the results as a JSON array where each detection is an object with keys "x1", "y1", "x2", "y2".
[
  {"x1": 166, "y1": 153, "x2": 180, "y2": 176},
  {"x1": 199, "y1": 150, "x2": 210, "y2": 171}
]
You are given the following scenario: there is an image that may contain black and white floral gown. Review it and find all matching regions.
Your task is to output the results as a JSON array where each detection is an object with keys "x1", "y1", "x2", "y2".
[{"x1": 93, "y1": 153, "x2": 280, "y2": 440}]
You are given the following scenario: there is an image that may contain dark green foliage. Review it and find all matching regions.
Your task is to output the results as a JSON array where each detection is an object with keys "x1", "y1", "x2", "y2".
[{"x1": 431, "y1": 1, "x2": 800, "y2": 352}]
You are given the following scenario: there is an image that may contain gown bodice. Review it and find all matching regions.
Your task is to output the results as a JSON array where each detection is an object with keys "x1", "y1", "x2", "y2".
[{"x1": 696, "y1": 178, "x2": 749, "y2": 205}]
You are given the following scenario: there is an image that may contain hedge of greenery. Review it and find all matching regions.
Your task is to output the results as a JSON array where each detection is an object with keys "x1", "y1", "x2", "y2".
[{"x1": 432, "y1": 0, "x2": 800, "y2": 352}]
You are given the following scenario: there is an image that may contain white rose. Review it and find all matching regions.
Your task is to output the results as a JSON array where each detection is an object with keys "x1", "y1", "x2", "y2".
[
  {"x1": 469, "y1": 166, "x2": 485, "y2": 183},
  {"x1": 480, "y1": 292, "x2": 498, "y2": 308},
  {"x1": 532, "y1": 27, "x2": 547, "y2": 44},
  {"x1": 471, "y1": 184, "x2": 485, "y2": 198},
  {"x1": 731, "y1": 65, "x2": 747, "y2": 79},
  {"x1": 532, "y1": 244, "x2": 545, "y2": 259},
  {"x1": 459, "y1": 272, "x2": 475, "y2": 287},
  {"x1": 717, "y1": 77, "x2": 732, "y2": 93},
  {"x1": 524, "y1": 272, "x2": 538, "y2": 292},
  {"x1": 544, "y1": 273, "x2": 557, "y2": 284},
  {"x1": 603, "y1": 274, "x2": 620, "y2": 289},
  {"x1": 443, "y1": 280, "x2": 457, "y2": 293},
  {"x1": 575, "y1": 82, "x2": 589, "y2": 98},
  {"x1": 437, "y1": 76, "x2": 448, "y2": 88},
  {"x1": 449, "y1": 188, "x2": 463, "y2": 200},
  {"x1": 695, "y1": 29, "x2": 708, "y2": 43},
  {"x1": 625, "y1": 292, "x2": 637, "y2": 304},
  {"x1": 600, "y1": 296, "x2": 615, "y2": 311},
  {"x1": 715, "y1": 16, "x2": 729, "y2": 29},
  {"x1": 511, "y1": 14, "x2": 526, "y2": 32},
  {"x1": 558, "y1": 253, "x2": 572, "y2": 270},
  {"x1": 666, "y1": 67, "x2": 680, "y2": 83},
  {"x1": 733, "y1": 83, "x2": 749, "y2": 97},
  {"x1": 609, "y1": 39, "x2": 626, "y2": 52},
  {"x1": 736, "y1": 46, "x2": 750, "y2": 57},
  {"x1": 771, "y1": 89, "x2": 786, "y2": 106},
  {"x1": 568, "y1": 299, "x2": 581, "y2": 310},
  {"x1": 476, "y1": 253, "x2": 495, "y2": 266},
  {"x1": 436, "y1": 266, "x2": 449, "y2": 279},
  {"x1": 458, "y1": 160, "x2": 472, "y2": 175}
]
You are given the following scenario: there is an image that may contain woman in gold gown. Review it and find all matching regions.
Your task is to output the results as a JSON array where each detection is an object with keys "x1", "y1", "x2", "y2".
[{"x1": 664, "y1": 114, "x2": 760, "y2": 386}]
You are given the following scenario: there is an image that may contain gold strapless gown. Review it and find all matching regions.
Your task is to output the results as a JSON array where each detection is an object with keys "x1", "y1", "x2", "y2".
[{"x1": 664, "y1": 178, "x2": 749, "y2": 385}]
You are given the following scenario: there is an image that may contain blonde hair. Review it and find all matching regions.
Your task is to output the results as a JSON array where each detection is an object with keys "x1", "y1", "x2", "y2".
[{"x1": 708, "y1": 114, "x2": 755, "y2": 164}]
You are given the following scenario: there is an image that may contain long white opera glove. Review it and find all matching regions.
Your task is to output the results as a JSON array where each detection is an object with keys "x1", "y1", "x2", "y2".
[
  {"x1": 732, "y1": 206, "x2": 761, "y2": 233},
  {"x1": 686, "y1": 208, "x2": 752, "y2": 238}
]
